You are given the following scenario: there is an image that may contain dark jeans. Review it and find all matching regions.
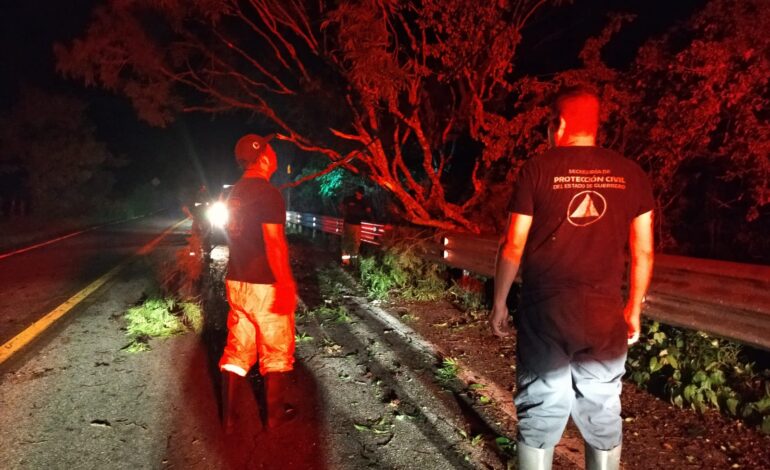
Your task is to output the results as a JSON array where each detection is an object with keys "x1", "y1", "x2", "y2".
[{"x1": 514, "y1": 291, "x2": 627, "y2": 450}]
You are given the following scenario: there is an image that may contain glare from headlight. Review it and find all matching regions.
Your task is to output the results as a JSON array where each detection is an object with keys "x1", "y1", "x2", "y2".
[{"x1": 206, "y1": 201, "x2": 229, "y2": 228}]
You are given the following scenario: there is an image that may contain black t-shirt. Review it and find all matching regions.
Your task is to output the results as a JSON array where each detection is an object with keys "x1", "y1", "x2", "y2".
[
  {"x1": 341, "y1": 195, "x2": 372, "y2": 224},
  {"x1": 508, "y1": 146, "x2": 654, "y2": 297},
  {"x1": 225, "y1": 177, "x2": 286, "y2": 284}
]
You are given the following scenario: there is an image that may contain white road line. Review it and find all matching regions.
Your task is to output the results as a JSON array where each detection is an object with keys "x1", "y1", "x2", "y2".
[{"x1": 0, "y1": 212, "x2": 158, "y2": 261}]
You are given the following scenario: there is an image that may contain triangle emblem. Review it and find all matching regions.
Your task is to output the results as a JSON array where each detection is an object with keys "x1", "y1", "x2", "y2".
[{"x1": 570, "y1": 194, "x2": 600, "y2": 218}]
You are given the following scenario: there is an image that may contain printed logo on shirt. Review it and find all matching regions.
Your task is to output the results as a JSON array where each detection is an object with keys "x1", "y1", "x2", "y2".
[
  {"x1": 552, "y1": 169, "x2": 626, "y2": 191},
  {"x1": 566, "y1": 190, "x2": 607, "y2": 227}
]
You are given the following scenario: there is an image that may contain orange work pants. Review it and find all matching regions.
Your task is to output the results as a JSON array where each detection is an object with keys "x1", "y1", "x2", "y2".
[{"x1": 219, "y1": 280, "x2": 295, "y2": 375}]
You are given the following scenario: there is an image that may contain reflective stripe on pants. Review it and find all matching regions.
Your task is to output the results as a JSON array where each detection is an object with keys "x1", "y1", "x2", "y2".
[{"x1": 219, "y1": 280, "x2": 295, "y2": 375}]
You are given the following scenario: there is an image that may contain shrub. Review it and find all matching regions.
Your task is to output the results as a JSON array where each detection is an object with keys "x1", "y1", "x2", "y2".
[
  {"x1": 436, "y1": 357, "x2": 460, "y2": 386},
  {"x1": 627, "y1": 320, "x2": 770, "y2": 433},
  {"x1": 446, "y1": 275, "x2": 488, "y2": 319},
  {"x1": 358, "y1": 244, "x2": 446, "y2": 301}
]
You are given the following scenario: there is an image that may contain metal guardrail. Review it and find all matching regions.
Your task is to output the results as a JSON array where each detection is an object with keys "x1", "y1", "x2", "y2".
[
  {"x1": 289, "y1": 211, "x2": 770, "y2": 351},
  {"x1": 440, "y1": 232, "x2": 770, "y2": 351},
  {"x1": 643, "y1": 255, "x2": 770, "y2": 352},
  {"x1": 287, "y1": 211, "x2": 389, "y2": 245}
]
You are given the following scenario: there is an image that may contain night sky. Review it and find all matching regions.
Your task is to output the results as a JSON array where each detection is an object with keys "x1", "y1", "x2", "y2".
[
  {"x1": 1, "y1": 0, "x2": 252, "y2": 197},
  {"x1": 0, "y1": 0, "x2": 704, "y2": 198}
]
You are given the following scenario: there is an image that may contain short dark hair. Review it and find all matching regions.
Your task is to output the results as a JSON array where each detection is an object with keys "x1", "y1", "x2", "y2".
[{"x1": 550, "y1": 85, "x2": 600, "y2": 136}]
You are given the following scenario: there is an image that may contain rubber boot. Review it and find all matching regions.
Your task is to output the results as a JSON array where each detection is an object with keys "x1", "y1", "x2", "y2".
[
  {"x1": 585, "y1": 442, "x2": 621, "y2": 470},
  {"x1": 221, "y1": 371, "x2": 239, "y2": 434},
  {"x1": 264, "y1": 371, "x2": 297, "y2": 429},
  {"x1": 517, "y1": 441, "x2": 554, "y2": 470}
]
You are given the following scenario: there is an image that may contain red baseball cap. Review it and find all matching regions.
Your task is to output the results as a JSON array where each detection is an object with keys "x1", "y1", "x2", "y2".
[{"x1": 234, "y1": 134, "x2": 272, "y2": 167}]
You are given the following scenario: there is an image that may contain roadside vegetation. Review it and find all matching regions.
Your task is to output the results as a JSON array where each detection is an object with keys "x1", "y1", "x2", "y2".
[
  {"x1": 435, "y1": 357, "x2": 461, "y2": 386},
  {"x1": 352, "y1": 241, "x2": 770, "y2": 435},
  {"x1": 124, "y1": 297, "x2": 202, "y2": 352},
  {"x1": 358, "y1": 243, "x2": 445, "y2": 301},
  {"x1": 124, "y1": 231, "x2": 205, "y2": 352},
  {"x1": 627, "y1": 320, "x2": 770, "y2": 434}
]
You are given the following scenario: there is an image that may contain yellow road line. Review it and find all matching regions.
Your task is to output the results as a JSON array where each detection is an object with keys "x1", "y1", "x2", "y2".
[{"x1": 0, "y1": 218, "x2": 189, "y2": 366}]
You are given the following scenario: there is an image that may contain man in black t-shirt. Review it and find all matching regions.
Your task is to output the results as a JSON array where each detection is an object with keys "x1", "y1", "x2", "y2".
[
  {"x1": 219, "y1": 134, "x2": 297, "y2": 431},
  {"x1": 491, "y1": 87, "x2": 654, "y2": 470},
  {"x1": 339, "y1": 186, "x2": 372, "y2": 265}
]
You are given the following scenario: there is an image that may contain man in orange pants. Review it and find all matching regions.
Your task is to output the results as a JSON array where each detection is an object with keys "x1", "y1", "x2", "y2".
[{"x1": 219, "y1": 133, "x2": 297, "y2": 430}]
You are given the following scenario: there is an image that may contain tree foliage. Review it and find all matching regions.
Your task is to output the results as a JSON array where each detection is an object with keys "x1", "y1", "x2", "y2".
[
  {"x1": 535, "y1": 0, "x2": 769, "y2": 258},
  {"x1": 575, "y1": 0, "x2": 769, "y2": 256},
  {"x1": 56, "y1": 0, "x2": 563, "y2": 232},
  {"x1": 0, "y1": 88, "x2": 117, "y2": 215},
  {"x1": 57, "y1": 0, "x2": 769, "y2": 256}
]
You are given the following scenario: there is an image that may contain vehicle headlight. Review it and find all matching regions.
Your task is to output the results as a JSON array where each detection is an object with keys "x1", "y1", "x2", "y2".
[{"x1": 206, "y1": 201, "x2": 229, "y2": 228}]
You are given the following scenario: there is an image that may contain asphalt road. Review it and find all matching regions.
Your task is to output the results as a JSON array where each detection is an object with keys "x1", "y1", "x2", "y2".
[
  {"x1": 0, "y1": 223, "x2": 508, "y2": 469},
  {"x1": 0, "y1": 214, "x2": 188, "y2": 348}
]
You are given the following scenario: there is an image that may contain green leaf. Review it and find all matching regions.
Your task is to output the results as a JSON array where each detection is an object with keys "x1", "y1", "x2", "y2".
[
  {"x1": 673, "y1": 395, "x2": 684, "y2": 408},
  {"x1": 741, "y1": 403, "x2": 757, "y2": 418},
  {"x1": 761, "y1": 416, "x2": 770, "y2": 435},
  {"x1": 693, "y1": 371, "x2": 708, "y2": 383},
  {"x1": 726, "y1": 398, "x2": 739, "y2": 416},
  {"x1": 705, "y1": 389, "x2": 719, "y2": 408},
  {"x1": 754, "y1": 395, "x2": 770, "y2": 413},
  {"x1": 710, "y1": 370, "x2": 726, "y2": 386},
  {"x1": 683, "y1": 384, "x2": 697, "y2": 402},
  {"x1": 667, "y1": 354, "x2": 679, "y2": 369}
]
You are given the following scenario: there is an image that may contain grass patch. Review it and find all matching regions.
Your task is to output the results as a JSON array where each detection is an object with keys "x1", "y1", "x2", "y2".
[
  {"x1": 447, "y1": 281, "x2": 488, "y2": 320},
  {"x1": 494, "y1": 436, "x2": 516, "y2": 456},
  {"x1": 358, "y1": 244, "x2": 446, "y2": 301},
  {"x1": 353, "y1": 416, "x2": 393, "y2": 434},
  {"x1": 436, "y1": 357, "x2": 460, "y2": 385},
  {"x1": 400, "y1": 313, "x2": 417, "y2": 322},
  {"x1": 477, "y1": 395, "x2": 492, "y2": 405},
  {"x1": 124, "y1": 297, "x2": 201, "y2": 352},
  {"x1": 125, "y1": 342, "x2": 150, "y2": 353},
  {"x1": 180, "y1": 301, "x2": 203, "y2": 333},
  {"x1": 312, "y1": 304, "x2": 352, "y2": 324},
  {"x1": 295, "y1": 331, "x2": 314, "y2": 343}
]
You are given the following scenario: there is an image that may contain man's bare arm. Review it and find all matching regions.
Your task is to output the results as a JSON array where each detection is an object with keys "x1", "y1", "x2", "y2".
[
  {"x1": 263, "y1": 224, "x2": 294, "y2": 283},
  {"x1": 490, "y1": 213, "x2": 532, "y2": 337},
  {"x1": 625, "y1": 210, "x2": 654, "y2": 344},
  {"x1": 263, "y1": 223, "x2": 296, "y2": 314}
]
